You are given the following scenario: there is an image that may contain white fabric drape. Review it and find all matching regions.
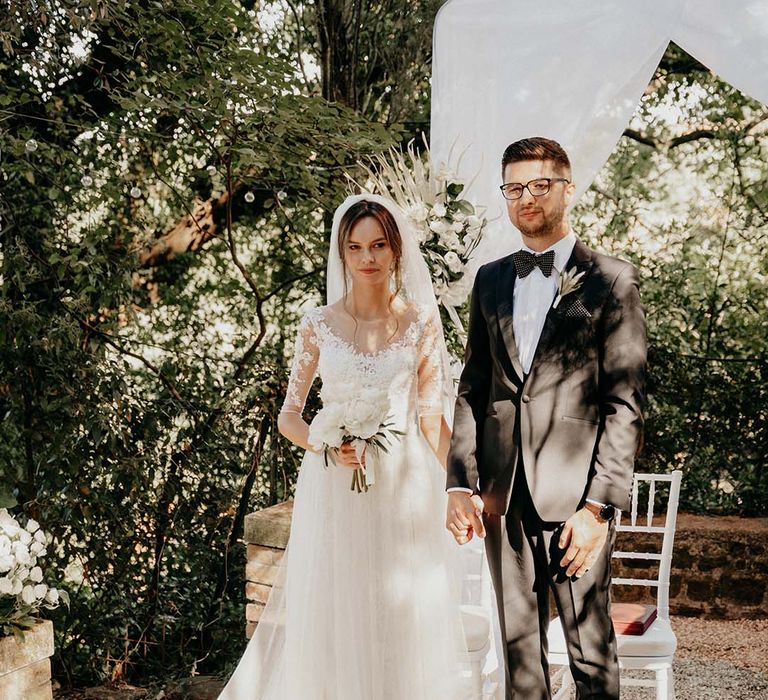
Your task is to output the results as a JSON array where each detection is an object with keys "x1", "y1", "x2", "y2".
[{"x1": 431, "y1": 0, "x2": 768, "y2": 258}]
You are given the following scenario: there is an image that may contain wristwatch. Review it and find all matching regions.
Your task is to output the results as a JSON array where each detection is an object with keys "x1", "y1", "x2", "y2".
[{"x1": 584, "y1": 501, "x2": 616, "y2": 523}]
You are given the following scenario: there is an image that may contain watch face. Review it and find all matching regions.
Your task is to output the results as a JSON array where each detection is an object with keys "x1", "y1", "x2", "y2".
[{"x1": 600, "y1": 504, "x2": 616, "y2": 521}]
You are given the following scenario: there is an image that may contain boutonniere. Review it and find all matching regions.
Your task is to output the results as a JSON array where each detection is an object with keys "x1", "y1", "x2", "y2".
[{"x1": 553, "y1": 266, "x2": 585, "y2": 309}]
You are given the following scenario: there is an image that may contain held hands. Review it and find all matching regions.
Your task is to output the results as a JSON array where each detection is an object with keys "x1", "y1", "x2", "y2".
[
  {"x1": 559, "y1": 507, "x2": 609, "y2": 578},
  {"x1": 446, "y1": 492, "x2": 486, "y2": 545},
  {"x1": 336, "y1": 441, "x2": 365, "y2": 469}
]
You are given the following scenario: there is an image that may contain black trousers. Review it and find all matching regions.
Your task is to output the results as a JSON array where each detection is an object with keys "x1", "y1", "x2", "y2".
[{"x1": 484, "y1": 467, "x2": 619, "y2": 699}]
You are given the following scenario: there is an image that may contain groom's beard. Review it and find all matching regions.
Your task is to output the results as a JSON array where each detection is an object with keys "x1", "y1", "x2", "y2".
[{"x1": 516, "y1": 200, "x2": 566, "y2": 239}]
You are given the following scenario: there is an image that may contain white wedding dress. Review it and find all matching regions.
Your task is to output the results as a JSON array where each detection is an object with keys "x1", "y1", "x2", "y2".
[{"x1": 219, "y1": 301, "x2": 472, "y2": 700}]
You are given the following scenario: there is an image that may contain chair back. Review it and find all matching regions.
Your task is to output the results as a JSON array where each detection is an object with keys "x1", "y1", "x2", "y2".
[{"x1": 612, "y1": 470, "x2": 683, "y2": 620}]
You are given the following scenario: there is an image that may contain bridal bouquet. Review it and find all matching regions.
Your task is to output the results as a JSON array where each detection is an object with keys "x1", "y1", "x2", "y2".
[
  {"x1": 0, "y1": 509, "x2": 69, "y2": 638},
  {"x1": 308, "y1": 390, "x2": 403, "y2": 493}
]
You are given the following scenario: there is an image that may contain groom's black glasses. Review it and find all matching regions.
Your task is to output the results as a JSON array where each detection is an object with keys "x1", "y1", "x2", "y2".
[{"x1": 499, "y1": 177, "x2": 571, "y2": 200}]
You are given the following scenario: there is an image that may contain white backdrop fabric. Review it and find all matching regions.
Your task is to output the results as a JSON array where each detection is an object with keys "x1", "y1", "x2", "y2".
[{"x1": 431, "y1": 0, "x2": 768, "y2": 258}]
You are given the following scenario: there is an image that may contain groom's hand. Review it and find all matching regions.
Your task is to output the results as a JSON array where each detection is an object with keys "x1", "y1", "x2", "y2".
[
  {"x1": 559, "y1": 507, "x2": 609, "y2": 578},
  {"x1": 446, "y1": 492, "x2": 486, "y2": 544}
]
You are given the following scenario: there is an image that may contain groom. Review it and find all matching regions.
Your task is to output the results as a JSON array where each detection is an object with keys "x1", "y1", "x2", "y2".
[{"x1": 446, "y1": 137, "x2": 646, "y2": 699}]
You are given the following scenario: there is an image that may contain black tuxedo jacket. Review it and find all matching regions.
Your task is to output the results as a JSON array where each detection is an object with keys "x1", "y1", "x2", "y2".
[{"x1": 446, "y1": 239, "x2": 647, "y2": 521}]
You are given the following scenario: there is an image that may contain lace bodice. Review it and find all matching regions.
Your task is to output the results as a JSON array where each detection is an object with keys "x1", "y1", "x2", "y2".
[{"x1": 280, "y1": 303, "x2": 444, "y2": 423}]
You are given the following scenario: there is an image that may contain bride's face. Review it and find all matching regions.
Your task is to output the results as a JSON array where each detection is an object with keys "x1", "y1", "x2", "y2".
[{"x1": 344, "y1": 216, "x2": 396, "y2": 288}]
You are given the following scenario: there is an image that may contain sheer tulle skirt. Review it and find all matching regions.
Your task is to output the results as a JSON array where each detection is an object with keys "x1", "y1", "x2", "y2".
[{"x1": 219, "y1": 424, "x2": 471, "y2": 699}]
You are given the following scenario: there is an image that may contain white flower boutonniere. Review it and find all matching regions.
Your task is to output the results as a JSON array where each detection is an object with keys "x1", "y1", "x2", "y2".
[{"x1": 553, "y1": 266, "x2": 586, "y2": 309}]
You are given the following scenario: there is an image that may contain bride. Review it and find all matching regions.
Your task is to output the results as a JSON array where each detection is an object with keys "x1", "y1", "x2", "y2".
[{"x1": 219, "y1": 194, "x2": 471, "y2": 699}]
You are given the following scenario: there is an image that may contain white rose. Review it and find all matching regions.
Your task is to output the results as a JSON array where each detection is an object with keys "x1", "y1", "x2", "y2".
[
  {"x1": 18, "y1": 529, "x2": 32, "y2": 546},
  {"x1": 25, "y1": 519, "x2": 40, "y2": 534},
  {"x1": 444, "y1": 252, "x2": 464, "y2": 274},
  {"x1": 30, "y1": 566, "x2": 44, "y2": 583},
  {"x1": 308, "y1": 404, "x2": 346, "y2": 450},
  {"x1": 30, "y1": 541, "x2": 46, "y2": 556},
  {"x1": 438, "y1": 230, "x2": 462, "y2": 250},
  {"x1": 12, "y1": 542, "x2": 31, "y2": 565},
  {"x1": 33, "y1": 530, "x2": 46, "y2": 543},
  {"x1": 429, "y1": 219, "x2": 450, "y2": 235},
  {"x1": 21, "y1": 584, "x2": 36, "y2": 605},
  {"x1": 45, "y1": 588, "x2": 59, "y2": 604},
  {"x1": 343, "y1": 394, "x2": 388, "y2": 440},
  {"x1": 0, "y1": 576, "x2": 13, "y2": 595},
  {"x1": 0, "y1": 554, "x2": 13, "y2": 573},
  {"x1": 432, "y1": 202, "x2": 447, "y2": 218},
  {"x1": 408, "y1": 203, "x2": 429, "y2": 223},
  {"x1": 0, "y1": 509, "x2": 20, "y2": 538},
  {"x1": 34, "y1": 583, "x2": 48, "y2": 599}
]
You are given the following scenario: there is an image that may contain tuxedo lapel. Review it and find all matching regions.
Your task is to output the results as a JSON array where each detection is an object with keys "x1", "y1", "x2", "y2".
[
  {"x1": 496, "y1": 257, "x2": 524, "y2": 381},
  {"x1": 528, "y1": 239, "x2": 594, "y2": 373}
]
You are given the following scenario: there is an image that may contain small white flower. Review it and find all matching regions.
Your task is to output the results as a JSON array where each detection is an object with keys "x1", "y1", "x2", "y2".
[
  {"x1": 33, "y1": 530, "x2": 46, "y2": 544},
  {"x1": 0, "y1": 509, "x2": 20, "y2": 537},
  {"x1": 11, "y1": 577, "x2": 23, "y2": 595},
  {"x1": 34, "y1": 583, "x2": 48, "y2": 599},
  {"x1": 432, "y1": 202, "x2": 447, "y2": 218},
  {"x1": 0, "y1": 554, "x2": 14, "y2": 573},
  {"x1": 45, "y1": 588, "x2": 59, "y2": 604},
  {"x1": 466, "y1": 214, "x2": 482, "y2": 231},
  {"x1": 0, "y1": 576, "x2": 13, "y2": 595},
  {"x1": 25, "y1": 519, "x2": 40, "y2": 534},
  {"x1": 438, "y1": 229, "x2": 462, "y2": 250},
  {"x1": 408, "y1": 203, "x2": 429, "y2": 223},
  {"x1": 451, "y1": 221, "x2": 464, "y2": 234},
  {"x1": 30, "y1": 566, "x2": 44, "y2": 583},
  {"x1": 12, "y1": 542, "x2": 31, "y2": 565},
  {"x1": 21, "y1": 584, "x2": 36, "y2": 605},
  {"x1": 17, "y1": 566, "x2": 30, "y2": 582},
  {"x1": 453, "y1": 211, "x2": 466, "y2": 223},
  {"x1": 444, "y1": 252, "x2": 464, "y2": 274},
  {"x1": 18, "y1": 529, "x2": 32, "y2": 546},
  {"x1": 30, "y1": 540, "x2": 46, "y2": 556}
]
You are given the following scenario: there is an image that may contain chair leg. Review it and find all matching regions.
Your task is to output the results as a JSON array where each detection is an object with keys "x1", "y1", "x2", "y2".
[
  {"x1": 667, "y1": 666, "x2": 676, "y2": 700},
  {"x1": 469, "y1": 658, "x2": 483, "y2": 700},
  {"x1": 552, "y1": 667, "x2": 572, "y2": 700},
  {"x1": 656, "y1": 666, "x2": 670, "y2": 700}
]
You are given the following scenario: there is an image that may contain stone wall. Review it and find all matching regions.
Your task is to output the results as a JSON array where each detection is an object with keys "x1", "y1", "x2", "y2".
[
  {"x1": 612, "y1": 513, "x2": 768, "y2": 619},
  {"x1": 0, "y1": 619, "x2": 54, "y2": 700},
  {"x1": 243, "y1": 504, "x2": 768, "y2": 636}
]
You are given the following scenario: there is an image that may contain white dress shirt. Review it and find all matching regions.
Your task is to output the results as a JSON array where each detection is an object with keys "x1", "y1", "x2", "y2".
[{"x1": 513, "y1": 231, "x2": 576, "y2": 374}]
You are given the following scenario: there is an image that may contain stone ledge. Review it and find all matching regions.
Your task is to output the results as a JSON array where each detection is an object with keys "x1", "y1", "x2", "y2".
[
  {"x1": 244, "y1": 501, "x2": 293, "y2": 549},
  {"x1": 0, "y1": 620, "x2": 54, "y2": 675}
]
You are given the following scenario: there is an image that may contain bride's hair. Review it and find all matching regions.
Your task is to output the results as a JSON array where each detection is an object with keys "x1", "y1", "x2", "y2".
[{"x1": 337, "y1": 199, "x2": 404, "y2": 342}]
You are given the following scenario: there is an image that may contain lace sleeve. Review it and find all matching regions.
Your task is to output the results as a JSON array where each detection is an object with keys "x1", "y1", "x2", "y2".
[
  {"x1": 416, "y1": 312, "x2": 445, "y2": 418},
  {"x1": 280, "y1": 311, "x2": 320, "y2": 415}
]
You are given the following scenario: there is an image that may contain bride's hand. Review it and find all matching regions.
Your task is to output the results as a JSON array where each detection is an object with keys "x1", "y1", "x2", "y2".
[{"x1": 336, "y1": 441, "x2": 365, "y2": 469}]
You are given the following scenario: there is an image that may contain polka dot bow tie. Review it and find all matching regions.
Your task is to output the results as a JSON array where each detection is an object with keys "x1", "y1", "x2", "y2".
[{"x1": 512, "y1": 249, "x2": 556, "y2": 278}]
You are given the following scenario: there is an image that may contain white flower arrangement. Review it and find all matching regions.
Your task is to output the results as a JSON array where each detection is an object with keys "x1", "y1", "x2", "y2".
[
  {"x1": 349, "y1": 139, "x2": 488, "y2": 336},
  {"x1": 308, "y1": 390, "x2": 404, "y2": 493},
  {"x1": 0, "y1": 508, "x2": 69, "y2": 638}
]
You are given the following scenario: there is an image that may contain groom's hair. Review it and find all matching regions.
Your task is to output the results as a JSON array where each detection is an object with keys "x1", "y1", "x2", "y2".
[{"x1": 501, "y1": 137, "x2": 571, "y2": 177}]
